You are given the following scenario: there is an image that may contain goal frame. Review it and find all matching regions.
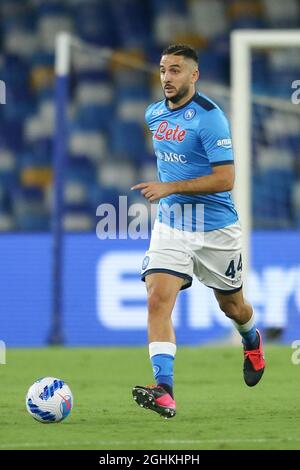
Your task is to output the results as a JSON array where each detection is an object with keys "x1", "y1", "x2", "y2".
[{"x1": 231, "y1": 30, "x2": 300, "y2": 283}]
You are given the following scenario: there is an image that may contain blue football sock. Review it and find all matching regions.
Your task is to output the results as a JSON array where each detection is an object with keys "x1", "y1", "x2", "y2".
[
  {"x1": 151, "y1": 353, "x2": 174, "y2": 396},
  {"x1": 241, "y1": 326, "x2": 259, "y2": 350},
  {"x1": 232, "y1": 314, "x2": 259, "y2": 350}
]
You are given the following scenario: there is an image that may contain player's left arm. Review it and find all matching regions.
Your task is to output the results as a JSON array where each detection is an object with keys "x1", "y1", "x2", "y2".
[{"x1": 179, "y1": 107, "x2": 236, "y2": 196}]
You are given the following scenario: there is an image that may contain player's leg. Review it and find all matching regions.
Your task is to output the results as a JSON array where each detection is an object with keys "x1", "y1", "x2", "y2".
[
  {"x1": 132, "y1": 272, "x2": 184, "y2": 418},
  {"x1": 214, "y1": 287, "x2": 256, "y2": 344},
  {"x1": 133, "y1": 220, "x2": 193, "y2": 417},
  {"x1": 214, "y1": 288, "x2": 265, "y2": 386},
  {"x1": 147, "y1": 272, "x2": 183, "y2": 394},
  {"x1": 192, "y1": 221, "x2": 265, "y2": 386},
  {"x1": 147, "y1": 272, "x2": 183, "y2": 343}
]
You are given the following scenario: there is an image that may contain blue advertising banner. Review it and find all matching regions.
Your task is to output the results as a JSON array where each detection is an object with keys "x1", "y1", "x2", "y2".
[{"x1": 0, "y1": 232, "x2": 299, "y2": 346}]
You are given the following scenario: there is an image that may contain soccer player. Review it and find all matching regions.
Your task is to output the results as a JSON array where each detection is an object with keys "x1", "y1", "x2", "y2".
[{"x1": 131, "y1": 44, "x2": 265, "y2": 419}]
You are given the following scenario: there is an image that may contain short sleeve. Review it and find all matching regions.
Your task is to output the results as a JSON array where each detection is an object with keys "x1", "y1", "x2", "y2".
[
  {"x1": 145, "y1": 103, "x2": 154, "y2": 127},
  {"x1": 199, "y1": 108, "x2": 234, "y2": 166}
]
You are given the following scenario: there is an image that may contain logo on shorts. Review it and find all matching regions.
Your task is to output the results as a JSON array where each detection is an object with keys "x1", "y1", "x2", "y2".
[
  {"x1": 142, "y1": 256, "x2": 150, "y2": 270},
  {"x1": 184, "y1": 108, "x2": 196, "y2": 120}
]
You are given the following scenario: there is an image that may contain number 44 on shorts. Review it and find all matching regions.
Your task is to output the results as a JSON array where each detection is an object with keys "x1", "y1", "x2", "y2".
[{"x1": 225, "y1": 255, "x2": 242, "y2": 279}]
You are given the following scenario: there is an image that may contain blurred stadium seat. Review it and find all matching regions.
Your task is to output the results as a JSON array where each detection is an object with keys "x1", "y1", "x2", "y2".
[{"x1": 0, "y1": 0, "x2": 299, "y2": 233}]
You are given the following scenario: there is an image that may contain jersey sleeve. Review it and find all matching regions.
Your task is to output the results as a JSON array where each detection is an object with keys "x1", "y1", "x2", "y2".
[
  {"x1": 198, "y1": 108, "x2": 234, "y2": 166},
  {"x1": 145, "y1": 103, "x2": 154, "y2": 127}
]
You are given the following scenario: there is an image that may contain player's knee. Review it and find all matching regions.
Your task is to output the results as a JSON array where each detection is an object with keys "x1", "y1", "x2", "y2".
[{"x1": 147, "y1": 288, "x2": 170, "y2": 315}]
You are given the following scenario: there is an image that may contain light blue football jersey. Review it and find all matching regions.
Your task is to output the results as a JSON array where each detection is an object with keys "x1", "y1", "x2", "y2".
[{"x1": 145, "y1": 91, "x2": 239, "y2": 231}]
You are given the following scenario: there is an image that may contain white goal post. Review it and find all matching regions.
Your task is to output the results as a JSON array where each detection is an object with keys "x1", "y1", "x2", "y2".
[{"x1": 231, "y1": 30, "x2": 300, "y2": 284}]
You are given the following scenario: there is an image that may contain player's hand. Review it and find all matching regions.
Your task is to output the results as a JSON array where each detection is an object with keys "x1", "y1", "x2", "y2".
[{"x1": 131, "y1": 181, "x2": 174, "y2": 202}]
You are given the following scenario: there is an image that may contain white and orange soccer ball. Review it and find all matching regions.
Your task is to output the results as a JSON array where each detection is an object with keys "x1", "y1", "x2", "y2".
[{"x1": 26, "y1": 377, "x2": 73, "y2": 423}]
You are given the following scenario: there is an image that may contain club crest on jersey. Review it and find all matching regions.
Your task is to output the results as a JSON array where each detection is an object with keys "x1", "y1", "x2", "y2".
[
  {"x1": 184, "y1": 108, "x2": 196, "y2": 120},
  {"x1": 154, "y1": 121, "x2": 186, "y2": 142}
]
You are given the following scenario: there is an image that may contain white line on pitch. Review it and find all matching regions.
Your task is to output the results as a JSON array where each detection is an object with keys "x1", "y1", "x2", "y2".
[{"x1": 0, "y1": 437, "x2": 300, "y2": 449}]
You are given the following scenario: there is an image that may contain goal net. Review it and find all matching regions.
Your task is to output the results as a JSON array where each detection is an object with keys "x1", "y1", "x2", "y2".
[
  {"x1": 201, "y1": 79, "x2": 300, "y2": 231},
  {"x1": 231, "y1": 30, "x2": 300, "y2": 278}
]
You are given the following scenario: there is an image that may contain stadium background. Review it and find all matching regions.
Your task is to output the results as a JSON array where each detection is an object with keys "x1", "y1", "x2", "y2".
[{"x1": 0, "y1": 0, "x2": 300, "y2": 347}]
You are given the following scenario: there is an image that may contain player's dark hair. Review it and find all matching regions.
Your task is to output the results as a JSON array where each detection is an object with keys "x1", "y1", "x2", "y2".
[{"x1": 161, "y1": 44, "x2": 198, "y2": 64}]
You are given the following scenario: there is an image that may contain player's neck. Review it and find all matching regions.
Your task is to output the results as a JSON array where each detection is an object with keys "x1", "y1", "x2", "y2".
[{"x1": 167, "y1": 89, "x2": 196, "y2": 110}]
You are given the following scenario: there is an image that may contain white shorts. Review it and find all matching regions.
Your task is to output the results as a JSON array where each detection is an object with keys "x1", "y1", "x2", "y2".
[{"x1": 141, "y1": 220, "x2": 243, "y2": 294}]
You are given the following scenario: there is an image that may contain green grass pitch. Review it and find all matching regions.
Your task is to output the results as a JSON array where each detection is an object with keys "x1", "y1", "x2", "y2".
[{"x1": 0, "y1": 345, "x2": 299, "y2": 450}]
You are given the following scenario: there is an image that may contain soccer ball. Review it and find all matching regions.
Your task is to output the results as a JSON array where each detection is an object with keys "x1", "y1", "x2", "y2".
[{"x1": 26, "y1": 377, "x2": 73, "y2": 423}]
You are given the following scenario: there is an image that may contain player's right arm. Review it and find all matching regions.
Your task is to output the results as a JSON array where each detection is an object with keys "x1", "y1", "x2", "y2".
[{"x1": 169, "y1": 163, "x2": 234, "y2": 196}]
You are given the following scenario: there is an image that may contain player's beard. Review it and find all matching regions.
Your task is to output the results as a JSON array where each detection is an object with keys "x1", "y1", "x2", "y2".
[{"x1": 164, "y1": 84, "x2": 190, "y2": 104}]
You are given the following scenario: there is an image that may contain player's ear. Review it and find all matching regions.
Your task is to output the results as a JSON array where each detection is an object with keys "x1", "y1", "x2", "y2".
[{"x1": 191, "y1": 67, "x2": 199, "y2": 84}]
